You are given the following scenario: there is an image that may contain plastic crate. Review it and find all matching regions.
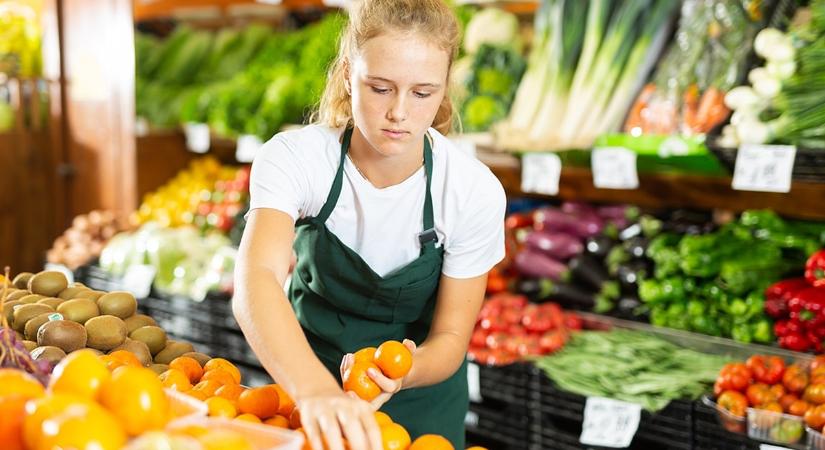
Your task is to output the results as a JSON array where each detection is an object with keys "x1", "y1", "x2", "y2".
[
  {"x1": 747, "y1": 407, "x2": 806, "y2": 447},
  {"x1": 693, "y1": 397, "x2": 761, "y2": 450},
  {"x1": 466, "y1": 402, "x2": 530, "y2": 450},
  {"x1": 477, "y1": 362, "x2": 538, "y2": 405}
]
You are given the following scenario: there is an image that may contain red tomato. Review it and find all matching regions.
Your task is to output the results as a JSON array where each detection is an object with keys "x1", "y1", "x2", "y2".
[
  {"x1": 718, "y1": 390, "x2": 748, "y2": 417},
  {"x1": 746, "y1": 355, "x2": 786, "y2": 385},
  {"x1": 783, "y1": 365, "x2": 810, "y2": 394},
  {"x1": 760, "y1": 402, "x2": 783, "y2": 413},
  {"x1": 480, "y1": 316, "x2": 509, "y2": 332},
  {"x1": 485, "y1": 332, "x2": 508, "y2": 350},
  {"x1": 788, "y1": 399, "x2": 812, "y2": 417},
  {"x1": 564, "y1": 313, "x2": 583, "y2": 330},
  {"x1": 780, "y1": 393, "x2": 800, "y2": 413},
  {"x1": 805, "y1": 404, "x2": 825, "y2": 430},
  {"x1": 718, "y1": 363, "x2": 753, "y2": 392},
  {"x1": 770, "y1": 384, "x2": 786, "y2": 400},
  {"x1": 746, "y1": 384, "x2": 776, "y2": 407},
  {"x1": 804, "y1": 383, "x2": 825, "y2": 405},
  {"x1": 539, "y1": 330, "x2": 568, "y2": 354},
  {"x1": 470, "y1": 329, "x2": 488, "y2": 348},
  {"x1": 810, "y1": 355, "x2": 825, "y2": 373}
]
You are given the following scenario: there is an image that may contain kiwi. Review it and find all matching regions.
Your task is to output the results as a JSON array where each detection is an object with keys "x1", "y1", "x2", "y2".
[
  {"x1": 73, "y1": 290, "x2": 106, "y2": 301},
  {"x1": 57, "y1": 299, "x2": 100, "y2": 324},
  {"x1": 37, "y1": 297, "x2": 64, "y2": 309},
  {"x1": 58, "y1": 286, "x2": 90, "y2": 300},
  {"x1": 31, "y1": 346, "x2": 67, "y2": 365},
  {"x1": 12, "y1": 272, "x2": 33, "y2": 289},
  {"x1": 12, "y1": 304, "x2": 54, "y2": 332},
  {"x1": 181, "y1": 352, "x2": 212, "y2": 367},
  {"x1": 3, "y1": 300, "x2": 22, "y2": 324},
  {"x1": 124, "y1": 314, "x2": 158, "y2": 334},
  {"x1": 72, "y1": 348, "x2": 102, "y2": 357},
  {"x1": 153, "y1": 340, "x2": 195, "y2": 365},
  {"x1": 21, "y1": 340, "x2": 38, "y2": 352},
  {"x1": 28, "y1": 271, "x2": 69, "y2": 297},
  {"x1": 17, "y1": 294, "x2": 45, "y2": 304},
  {"x1": 38, "y1": 319, "x2": 88, "y2": 353},
  {"x1": 7, "y1": 290, "x2": 31, "y2": 301},
  {"x1": 111, "y1": 338, "x2": 152, "y2": 366},
  {"x1": 97, "y1": 292, "x2": 137, "y2": 319},
  {"x1": 148, "y1": 364, "x2": 170, "y2": 376},
  {"x1": 85, "y1": 315, "x2": 127, "y2": 351},
  {"x1": 129, "y1": 326, "x2": 167, "y2": 356},
  {"x1": 71, "y1": 282, "x2": 87, "y2": 288},
  {"x1": 24, "y1": 313, "x2": 54, "y2": 341}
]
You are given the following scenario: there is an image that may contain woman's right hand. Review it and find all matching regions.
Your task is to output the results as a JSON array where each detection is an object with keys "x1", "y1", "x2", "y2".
[{"x1": 297, "y1": 390, "x2": 383, "y2": 450}]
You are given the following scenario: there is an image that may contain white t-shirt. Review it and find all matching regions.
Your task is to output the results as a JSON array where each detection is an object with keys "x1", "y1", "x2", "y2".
[{"x1": 249, "y1": 124, "x2": 506, "y2": 279}]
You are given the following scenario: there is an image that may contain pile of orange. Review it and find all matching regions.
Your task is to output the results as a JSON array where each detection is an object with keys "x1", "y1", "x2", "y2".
[
  {"x1": 159, "y1": 356, "x2": 297, "y2": 428},
  {"x1": 344, "y1": 340, "x2": 413, "y2": 401}
]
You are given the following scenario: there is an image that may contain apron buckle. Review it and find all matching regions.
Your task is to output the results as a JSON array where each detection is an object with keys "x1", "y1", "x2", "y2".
[{"x1": 417, "y1": 228, "x2": 438, "y2": 246}]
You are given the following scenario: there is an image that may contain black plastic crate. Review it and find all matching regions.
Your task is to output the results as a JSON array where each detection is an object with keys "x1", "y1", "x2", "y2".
[
  {"x1": 477, "y1": 363, "x2": 538, "y2": 405},
  {"x1": 466, "y1": 400, "x2": 530, "y2": 450},
  {"x1": 693, "y1": 399, "x2": 760, "y2": 450}
]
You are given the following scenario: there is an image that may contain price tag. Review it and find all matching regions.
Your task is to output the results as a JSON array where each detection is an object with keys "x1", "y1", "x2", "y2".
[
  {"x1": 592, "y1": 147, "x2": 639, "y2": 190},
  {"x1": 44, "y1": 263, "x2": 74, "y2": 284},
  {"x1": 184, "y1": 122, "x2": 211, "y2": 154},
  {"x1": 322, "y1": 0, "x2": 349, "y2": 7},
  {"x1": 467, "y1": 362, "x2": 482, "y2": 403},
  {"x1": 122, "y1": 264, "x2": 156, "y2": 299},
  {"x1": 579, "y1": 397, "x2": 641, "y2": 448},
  {"x1": 760, "y1": 445, "x2": 794, "y2": 450},
  {"x1": 450, "y1": 137, "x2": 477, "y2": 159},
  {"x1": 236, "y1": 134, "x2": 263, "y2": 163},
  {"x1": 464, "y1": 410, "x2": 479, "y2": 427},
  {"x1": 732, "y1": 144, "x2": 795, "y2": 193},
  {"x1": 521, "y1": 153, "x2": 562, "y2": 195}
]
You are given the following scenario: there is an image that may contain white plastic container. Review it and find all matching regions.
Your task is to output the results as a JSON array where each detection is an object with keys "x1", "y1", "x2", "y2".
[{"x1": 747, "y1": 407, "x2": 806, "y2": 446}]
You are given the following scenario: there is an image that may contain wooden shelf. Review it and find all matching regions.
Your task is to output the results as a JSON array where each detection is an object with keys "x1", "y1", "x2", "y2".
[
  {"x1": 134, "y1": 0, "x2": 326, "y2": 21},
  {"x1": 477, "y1": 150, "x2": 825, "y2": 221}
]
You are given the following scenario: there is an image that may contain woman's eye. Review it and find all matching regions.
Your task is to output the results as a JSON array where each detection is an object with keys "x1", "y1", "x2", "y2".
[
  {"x1": 371, "y1": 87, "x2": 390, "y2": 94},
  {"x1": 413, "y1": 91, "x2": 431, "y2": 98}
]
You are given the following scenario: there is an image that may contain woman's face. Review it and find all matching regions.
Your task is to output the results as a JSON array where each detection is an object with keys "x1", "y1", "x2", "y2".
[{"x1": 347, "y1": 31, "x2": 449, "y2": 157}]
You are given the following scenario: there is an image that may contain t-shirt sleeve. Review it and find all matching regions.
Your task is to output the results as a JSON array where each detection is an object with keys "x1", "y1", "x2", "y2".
[
  {"x1": 248, "y1": 134, "x2": 309, "y2": 221},
  {"x1": 441, "y1": 174, "x2": 506, "y2": 279}
]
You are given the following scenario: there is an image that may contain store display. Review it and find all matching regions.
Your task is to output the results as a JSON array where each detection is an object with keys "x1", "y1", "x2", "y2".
[{"x1": 46, "y1": 211, "x2": 122, "y2": 271}]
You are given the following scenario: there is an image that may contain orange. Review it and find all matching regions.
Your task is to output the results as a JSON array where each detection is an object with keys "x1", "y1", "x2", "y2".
[
  {"x1": 36, "y1": 401, "x2": 126, "y2": 450},
  {"x1": 202, "y1": 368, "x2": 238, "y2": 386},
  {"x1": 193, "y1": 380, "x2": 222, "y2": 397},
  {"x1": 237, "y1": 385, "x2": 280, "y2": 419},
  {"x1": 264, "y1": 415, "x2": 290, "y2": 428},
  {"x1": 159, "y1": 368, "x2": 193, "y2": 391},
  {"x1": 176, "y1": 424, "x2": 209, "y2": 438},
  {"x1": 185, "y1": 389, "x2": 209, "y2": 401},
  {"x1": 216, "y1": 383, "x2": 246, "y2": 402},
  {"x1": 354, "y1": 346, "x2": 377, "y2": 364},
  {"x1": 108, "y1": 350, "x2": 142, "y2": 367},
  {"x1": 99, "y1": 355, "x2": 125, "y2": 371},
  {"x1": 99, "y1": 366, "x2": 170, "y2": 436},
  {"x1": 48, "y1": 349, "x2": 110, "y2": 400},
  {"x1": 381, "y1": 422, "x2": 411, "y2": 450},
  {"x1": 0, "y1": 395, "x2": 27, "y2": 450},
  {"x1": 409, "y1": 434, "x2": 454, "y2": 450},
  {"x1": 343, "y1": 361, "x2": 381, "y2": 401},
  {"x1": 23, "y1": 394, "x2": 99, "y2": 450},
  {"x1": 203, "y1": 358, "x2": 241, "y2": 384},
  {"x1": 466, "y1": 447, "x2": 489, "y2": 450},
  {"x1": 206, "y1": 396, "x2": 237, "y2": 418},
  {"x1": 375, "y1": 411, "x2": 393, "y2": 426},
  {"x1": 271, "y1": 383, "x2": 296, "y2": 417},
  {"x1": 235, "y1": 413, "x2": 262, "y2": 423},
  {"x1": 197, "y1": 429, "x2": 254, "y2": 450},
  {"x1": 290, "y1": 407, "x2": 302, "y2": 429},
  {"x1": 169, "y1": 356, "x2": 204, "y2": 384},
  {"x1": 0, "y1": 369, "x2": 45, "y2": 400},
  {"x1": 374, "y1": 341, "x2": 413, "y2": 380}
]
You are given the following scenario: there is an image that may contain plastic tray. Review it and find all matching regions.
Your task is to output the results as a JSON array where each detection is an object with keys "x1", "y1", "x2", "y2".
[
  {"x1": 701, "y1": 395, "x2": 747, "y2": 435},
  {"x1": 167, "y1": 417, "x2": 304, "y2": 450},
  {"x1": 747, "y1": 407, "x2": 806, "y2": 446},
  {"x1": 808, "y1": 426, "x2": 825, "y2": 450},
  {"x1": 166, "y1": 388, "x2": 208, "y2": 420}
]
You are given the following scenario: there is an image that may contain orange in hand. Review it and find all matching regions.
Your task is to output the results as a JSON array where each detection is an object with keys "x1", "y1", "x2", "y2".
[
  {"x1": 353, "y1": 347, "x2": 376, "y2": 364},
  {"x1": 271, "y1": 384, "x2": 295, "y2": 417},
  {"x1": 343, "y1": 361, "x2": 381, "y2": 401},
  {"x1": 374, "y1": 341, "x2": 412, "y2": 380},
  {"x1": 375, "y1": 411, "x2": 393, "y2": 426},
  {"x1": 237, "y1": 386, "x2": 280, "y2": 419},
  {"x1": 169, "y1": 356, "x2": 204, "y2": 384},
  {"x1": 410, "y1": 434, "x2": 453, "y2": 450},
  {"x1": 289, "y1": 408, "x2": 302, "y2": 429},
  {"x1": 203, "y1": 358, "x2": 241, "y2": 384},
  {"x1": 381, "y1": 422, "x2": 411, "y2": 450}
]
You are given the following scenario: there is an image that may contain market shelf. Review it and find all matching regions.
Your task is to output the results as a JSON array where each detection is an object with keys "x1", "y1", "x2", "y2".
[
  {"x1": 134, "y1": 0, "x2": 330, "y2": 21},
  {"x1": 477, "y1": 150, "x2": 825, "y2": 221}
]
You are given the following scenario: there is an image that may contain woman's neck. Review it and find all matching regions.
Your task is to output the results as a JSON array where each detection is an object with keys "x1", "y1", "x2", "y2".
[{"x1": 348, "y1": 127, "x2": 425, "y2": 189}]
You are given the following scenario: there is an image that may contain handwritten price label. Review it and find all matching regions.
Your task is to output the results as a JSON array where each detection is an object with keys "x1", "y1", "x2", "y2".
[
  {"x1": 592, "y1": 147, "x2": 639, "y2": 190},
  {"x1": 579, "y1": 397, "x2": 641, "y2": 448},
  {"x1": 521, "y1": 153, "x2": 562, "y2": 196},
  {"x1": 732, "y1": 144, "x2": 795, "y2": 193},
  {"x1": 467, "y1": 362, "x2": 483, "y2": 403},
  {"x1": 184, "y1": 122, "x2": 210, "y2": 154}
]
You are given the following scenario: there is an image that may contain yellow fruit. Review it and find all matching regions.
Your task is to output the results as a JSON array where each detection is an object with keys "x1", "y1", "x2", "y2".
[
  {"x1": 206, "y1": 396, "x2": 237, "y2": 418},
  {"x1": 197, "y1": 429, "x2": 254, "y2": 450},
  {"x1": 0, "y1": 369, "x2": 45, "y2": 400},
  {"x1": 48, "y1": 349, "x2": 110, "y2": 399},
  {"x1": 98, "y1": 366, "x2": 170, "y2": 436},
  {"x1": 23, "y1": 394, "x2": 95, "y2": 450},
  {"x1": 36, "y1": 401, "x2": 126, "y2": 450}
]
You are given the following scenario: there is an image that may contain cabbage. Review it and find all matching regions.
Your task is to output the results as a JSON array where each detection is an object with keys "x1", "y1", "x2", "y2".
[{"x1": 463, "y1": 8, "x2": 521, "y2": 55}]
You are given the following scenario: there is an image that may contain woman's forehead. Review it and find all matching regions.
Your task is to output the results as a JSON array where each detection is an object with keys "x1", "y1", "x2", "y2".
[{"x1": 353, "y1": 32, "x2": 449, "y2": 84}]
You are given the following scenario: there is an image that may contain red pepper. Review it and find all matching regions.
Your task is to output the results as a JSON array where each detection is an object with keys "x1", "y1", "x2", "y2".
[
  {"x1": 765, "y1": 298, "x2": 788, "y2": 319},
  {"x1": 775, "y1": 320, "x2": 791, "y2": 338},
  {"x1": 505, "y1": 213, "x2": 534, "y2": 230},
  {"x1": 780, "y1": 333, "x2": 812, "y2": 352},
  {"x1": 806, "y1": 250, "x2": 825, "y2": 287},
  {"x1": 809, "y1": 330, "x2": 825, "y2": 353},
  {"x1": 767, "y1": 278, "x2": 812, "y2": 302},
  {"x1": 791, "y1": 288, "x2": 825, "y2": 329}
]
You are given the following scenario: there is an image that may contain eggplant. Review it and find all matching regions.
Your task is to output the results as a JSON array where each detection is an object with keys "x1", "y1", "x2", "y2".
[
  {"x1": 525, "y1": 230, "x2": 584, "y2": 261},
  {"x1": 515, "y1": 278, "x2": 594, "y2": 309},
  {"x1": 533, "y1": 207, "x2": 604, "y2": 238},
  {"x1": 561, "y1": 202, "x2": 597, "y2": 216},
  {"x1": 585, "y1": 235, "x2": 615, "y2": 260},
  {"x1": 568, "y1": 254, "x2": 619, "y2": 300},
  {"x1": 615, "y1": 295, "x2": 647, "y2": 321},
  {"x1": 622, "y1": 237, "x2": 649, "y2": 259},
  {"x1": 597, "y1": 205, "x2": 640, "y2": 221},
  {"x1": 616, "y1": 260, "x2": 651, "y2": 292},
  {"x1": 514, "y1": 249, "x2": 568, "y2": 281}
]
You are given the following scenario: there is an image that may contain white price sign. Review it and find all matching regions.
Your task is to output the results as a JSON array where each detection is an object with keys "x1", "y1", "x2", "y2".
[
  {"x1": 122, "y1": 264, "x2": 157, "y2": 299},
  {"x1": 467, "y1": 362, "x2": 482, "y2": 403},
  {"x1": 184, "y1": 122, "x2": 211, "y2": 154},
  {"x1": 760, "y1": 445, "x2": 794, "y2": 450},
  {"x1": 579, "y1": 397, "x2": 641, "y2": 448},
  {"x1": 236, "y1": 134, "x2": 263, "y2": 163},
  {"x1": 732, "y1": 144, "x2": 796, "y2": 193},
  {"x1": 521, "y1": 153, "x2": 562, "y2": 196},
  {"x1": 592, "y1": 147, "x2": 639, "y2": 190},
  {"x1": 44, "y1": 263, "x2": 74, "y2": 285}
]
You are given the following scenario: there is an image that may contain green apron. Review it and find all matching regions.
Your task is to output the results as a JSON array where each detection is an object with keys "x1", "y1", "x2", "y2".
[{"x1": 289, "y1": 128, "x2": 468, "y2": 448}]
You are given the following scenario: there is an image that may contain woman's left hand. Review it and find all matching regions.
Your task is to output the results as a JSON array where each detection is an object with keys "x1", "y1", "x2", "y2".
[{"x1": 340, "y1": 339, "x2": 416, "y2": 409}]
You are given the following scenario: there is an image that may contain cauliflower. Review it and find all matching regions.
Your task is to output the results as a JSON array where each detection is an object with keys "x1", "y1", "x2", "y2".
[{"x1": 463, "y1": 8, "x2": 521, "y2": 55}]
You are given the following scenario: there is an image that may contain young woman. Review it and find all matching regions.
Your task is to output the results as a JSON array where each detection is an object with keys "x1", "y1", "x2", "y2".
[{"x1": 233, "y1": 1, "x2": 505, "y2": 449}]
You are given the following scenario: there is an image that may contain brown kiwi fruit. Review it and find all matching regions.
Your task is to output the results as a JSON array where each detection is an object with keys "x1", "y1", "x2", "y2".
[
  {"x1": 31, "y1": 346, "x2": 67, "y2": 365},
  {"x1": 3, "y1": 300, "x2": 22, "y2": 324},
  {"x1": 7, "y1": 290, "x2": 31, "y2": 301},
  {"x1": 17, "y1": 294, "x2": 45, "y2": 304},
  {"x1": 124, "y1": 314, "x2": 158, "y2": 334},
  {"x1": 153, "y1": 340, "x2": 195, "y2": 365},
  {"x1": 38, "y1": 319, "x2": 88, "y2": 353},
  {"x1": 73, "y1": 290, "x2": 106, "y2": 301},
  {"x1": 84, "y1": 315, "x2": 127, "y2": 351},
  {"x1": 181, "y1": 352, "x2": 212, "y2": 367},
  {"x1": 12, "y1": 304, "x2": 54, "y2": 332},
  {"x1": 24, "y1": 312, "x2": 54, "y2": 341},
  {"x1": 58, "y1": 286, "x2": 90, "y2": 300},
  {"x1": 37, "y1": 297, "x2": 64, "y2": 309},
  {"x1": 73, "y1": 348, "x2": 102, "y2": 357},
  {"x1": 129, "y1": 326, "x2": 167, "y2": 356},
  {"x1": 148, "y1": 364, "x2": 170, "y2": 376},
  {"x1": 96, "y1": 292, "x2": 137, "y2": 319},
  {"x1": 12, "y1": 272, "x2": 33, "y2": 289},
  {"x1": 28, "y1": 271, "x2": 69, "y2": 297},
  {"x1": 21, "y1": 340, "x2": 38, "y2": 352},
  {"x1": 111, "y1": 338, "x2": 152, "y2": 366},
  {"x1": 57, "y1": 299, "x2": 100, "y2": 324}
]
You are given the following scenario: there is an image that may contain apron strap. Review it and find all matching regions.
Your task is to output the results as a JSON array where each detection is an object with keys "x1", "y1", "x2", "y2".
[{"x1": 315, "y1": 128, "x2": 353, "y2": 224}]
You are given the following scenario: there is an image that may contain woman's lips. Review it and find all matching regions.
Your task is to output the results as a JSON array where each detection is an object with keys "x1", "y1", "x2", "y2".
[{"x1": 381, "y1": 129, "x2": 408, "y2": 139}]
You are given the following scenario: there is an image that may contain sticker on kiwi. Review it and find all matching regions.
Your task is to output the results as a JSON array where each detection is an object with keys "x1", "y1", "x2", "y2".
[{"x1": 48, "y1": 313, "x2": 64, "y2": 321}]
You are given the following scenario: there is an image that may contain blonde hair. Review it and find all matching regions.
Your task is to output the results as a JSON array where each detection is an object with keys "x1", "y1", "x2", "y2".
[{"x1": 313, "y1": 0, "x2": 460, "y2": 135}]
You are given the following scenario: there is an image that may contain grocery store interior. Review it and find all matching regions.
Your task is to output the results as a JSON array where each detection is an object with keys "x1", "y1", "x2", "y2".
[{"x1": 4, "y1": 0, "x2": 825, "y2": 449}]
